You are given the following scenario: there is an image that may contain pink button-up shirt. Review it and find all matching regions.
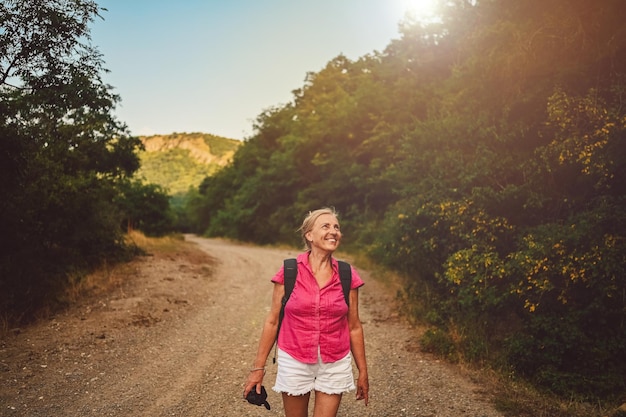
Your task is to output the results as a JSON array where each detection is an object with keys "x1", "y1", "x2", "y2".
[{"x1": 271, "y1": 252, "x2": 364, "y2": 364}]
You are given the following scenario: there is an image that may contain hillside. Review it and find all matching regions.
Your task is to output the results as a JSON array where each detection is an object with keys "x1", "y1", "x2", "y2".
[{"x1": 136, "y1": 132, "x2": 240, "y2": 196}]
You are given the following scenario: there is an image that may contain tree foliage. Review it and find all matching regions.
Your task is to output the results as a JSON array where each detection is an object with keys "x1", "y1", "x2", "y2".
[
  {"x1": 187, "y1": 0, "x2": 626, "y2": 401},
  {"x1": 0, "y1": 0, "x2": 149, "y2": 318}
]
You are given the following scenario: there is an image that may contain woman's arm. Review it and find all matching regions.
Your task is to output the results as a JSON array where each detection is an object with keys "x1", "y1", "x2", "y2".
[
  {"x1": 243, "y1": 282, "x2": 284, "y2": 397},
  {"x1": 348, "y1": 288, "x2": 369, "y2": 406}
]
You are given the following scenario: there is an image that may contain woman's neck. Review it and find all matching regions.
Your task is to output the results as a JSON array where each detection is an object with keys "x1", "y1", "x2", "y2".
[{"x1": 308, "y1": 250, "x2": 333, "y2": 272}]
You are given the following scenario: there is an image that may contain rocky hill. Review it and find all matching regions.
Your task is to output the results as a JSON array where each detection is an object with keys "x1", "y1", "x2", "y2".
[{"x1": 136, "y1": 132, "x2": 240, "y2": 196}]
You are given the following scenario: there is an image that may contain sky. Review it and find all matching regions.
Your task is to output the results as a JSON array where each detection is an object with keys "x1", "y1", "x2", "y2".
[{"x1": 91, "y1": 0, "x2": 425, "y2": 140}]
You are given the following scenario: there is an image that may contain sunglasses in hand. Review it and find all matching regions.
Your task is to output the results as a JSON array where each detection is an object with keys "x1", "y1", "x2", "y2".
[{"x1": 245, "y1": 385, "x2": 271, "y2": 410}]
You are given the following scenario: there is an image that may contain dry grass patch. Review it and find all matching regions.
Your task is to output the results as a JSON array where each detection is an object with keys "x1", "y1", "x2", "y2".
[{"x1": 62, "y1": 232, "x2": 215, "y2": 305}]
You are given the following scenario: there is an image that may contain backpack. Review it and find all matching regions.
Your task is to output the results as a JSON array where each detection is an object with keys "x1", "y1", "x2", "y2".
[{"x1": 274, "y1": 258, "x2": 352, "y2": 357}]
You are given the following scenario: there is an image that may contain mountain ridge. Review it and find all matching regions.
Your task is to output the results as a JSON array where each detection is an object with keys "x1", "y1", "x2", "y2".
[{"x1": 136, "y1": 132, "x2": 241, "y2": 196}]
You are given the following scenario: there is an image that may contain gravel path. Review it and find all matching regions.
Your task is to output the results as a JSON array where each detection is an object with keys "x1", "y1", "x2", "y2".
[{"x1": 0, "y1": 236, "x2": 503, "y2": 417}]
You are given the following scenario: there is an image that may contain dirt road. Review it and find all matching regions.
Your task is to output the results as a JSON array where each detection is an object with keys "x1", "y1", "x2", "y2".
[{"x1": 1, "y1": 236, "x2": 502, "y2": 416}]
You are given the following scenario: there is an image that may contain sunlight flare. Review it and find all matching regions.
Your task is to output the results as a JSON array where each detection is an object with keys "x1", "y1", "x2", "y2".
[{"x1": 402, "y1": 0, "x2": 440, "y2": 21}]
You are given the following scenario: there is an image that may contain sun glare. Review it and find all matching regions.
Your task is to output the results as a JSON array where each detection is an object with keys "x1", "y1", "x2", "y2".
[{"x1": 402, "y1": 0, "x2": 440, "y2": 22}]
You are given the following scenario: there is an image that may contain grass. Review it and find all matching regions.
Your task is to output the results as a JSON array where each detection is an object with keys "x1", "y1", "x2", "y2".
[
  {"x1": 488, "y1": 374, "x2": 612, "y2": 417},
  {"x1": 62, "y1": 231, "x2": 203, "y2": 301},
  {"x1": 124, "y1": 229, "x2": 186, "y2": 253}
]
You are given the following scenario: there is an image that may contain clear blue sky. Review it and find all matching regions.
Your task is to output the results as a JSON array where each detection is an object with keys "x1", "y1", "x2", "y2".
[{"x1": 91, "y1": 0, "x2": 417, "y2": 140}]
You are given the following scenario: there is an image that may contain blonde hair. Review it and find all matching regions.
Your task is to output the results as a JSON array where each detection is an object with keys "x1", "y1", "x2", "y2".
[{"x1": 298, "y1": 207, "x2": 339, "y2": 250}]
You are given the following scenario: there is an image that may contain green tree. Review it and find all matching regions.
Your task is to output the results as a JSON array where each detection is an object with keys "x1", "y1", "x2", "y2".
[
  {"x1": 0, "y1": 0, "x2": 142, "y2": 319},
  {"x1": 116, "y1": 180, "x2": 173, "y2": 237}
]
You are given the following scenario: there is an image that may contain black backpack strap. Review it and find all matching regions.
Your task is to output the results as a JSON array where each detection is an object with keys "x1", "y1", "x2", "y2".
[
  {"x1": 274, "y1": 258, "x2": 297, "y2": 364},
  {"x1": 277, "y1": 258, "x2": 297, "y2": 339},
  {"x1": 276, "y1": 258, "x2": 298, "y2": 330},
  {"x1": 283, "y1": 258, "x2": 297, "y2": 302},
  {"x1": 338, "y1": 260, "x2": 352, "y2": 306}
]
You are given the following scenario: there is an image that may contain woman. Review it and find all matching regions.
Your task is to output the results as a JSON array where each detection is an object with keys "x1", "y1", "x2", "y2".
[{"x1": 243, "y1": 207, "x2": 369, "y2": 417}]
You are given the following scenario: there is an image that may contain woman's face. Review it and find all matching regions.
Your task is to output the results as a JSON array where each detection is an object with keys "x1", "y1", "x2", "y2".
[{"x1": 306, "y1": 213, "x2": 342, "y2": 252}]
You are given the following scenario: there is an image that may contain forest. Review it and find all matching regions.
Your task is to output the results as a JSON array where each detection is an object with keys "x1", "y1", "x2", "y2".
[{"x1": 1, "y1": 0, "x2": 624, "y2": 407}]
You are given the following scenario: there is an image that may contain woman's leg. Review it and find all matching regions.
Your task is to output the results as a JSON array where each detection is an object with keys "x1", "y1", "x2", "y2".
[
  {"x1": 312, "y1": 391, "x2": 342, "y2": 417},
  {"x1": 283, "y1": 392, "x2": 311, "y2": 417}
]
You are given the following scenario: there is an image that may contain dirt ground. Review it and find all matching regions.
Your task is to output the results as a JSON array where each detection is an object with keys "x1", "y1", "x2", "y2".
[{"x1": 0, "y1": 235, "x2": 504, "y2": 417}]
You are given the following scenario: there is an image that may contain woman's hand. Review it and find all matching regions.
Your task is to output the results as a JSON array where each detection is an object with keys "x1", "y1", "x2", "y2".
[
  {"x1": 243, "y1": 368, "x2": 265, "y2": 399},
  {"x1": 356, "y1": 370, "x2": 369, "y2": 406}
]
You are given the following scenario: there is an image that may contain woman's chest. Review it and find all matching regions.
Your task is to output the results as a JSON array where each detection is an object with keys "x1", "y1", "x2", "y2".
[{"x1": 287, "y1": 274, "x2": 348, "y2": 318}]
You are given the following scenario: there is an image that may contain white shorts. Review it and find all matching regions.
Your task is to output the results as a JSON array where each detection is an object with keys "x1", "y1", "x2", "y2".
[{"x1": 272, "y1": 347, "x2": 355, "y2": 396}]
